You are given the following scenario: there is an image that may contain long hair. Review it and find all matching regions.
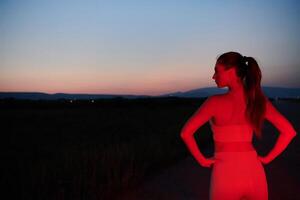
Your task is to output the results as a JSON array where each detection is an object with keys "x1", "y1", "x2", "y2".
[{"x1": 216, "y1": 52, "x2": 267, "y2": 139}]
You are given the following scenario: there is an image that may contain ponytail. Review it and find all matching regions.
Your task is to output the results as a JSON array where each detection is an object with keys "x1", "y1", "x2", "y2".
[
  {"x1": 243, "y1": 56, "x2": 267, "y2": 139},
  {"x1": 216, "y1": 52, "x2": 267, "y2": 139}
]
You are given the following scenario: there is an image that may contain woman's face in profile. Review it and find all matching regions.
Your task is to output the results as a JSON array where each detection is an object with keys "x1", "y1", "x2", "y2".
[{"x1": 212, "y1": 63, "x2": 230, "y2": 88}]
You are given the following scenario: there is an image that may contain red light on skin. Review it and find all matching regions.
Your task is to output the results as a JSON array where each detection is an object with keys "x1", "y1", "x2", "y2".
[{"x1": 181, "y1": 93, "x2": 297, "y2": 199}]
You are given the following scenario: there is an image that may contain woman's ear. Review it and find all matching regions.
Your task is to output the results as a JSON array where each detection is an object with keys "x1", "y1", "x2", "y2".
[{"x1": 228, "y1": 67, "x2": 238, "y2": 77}]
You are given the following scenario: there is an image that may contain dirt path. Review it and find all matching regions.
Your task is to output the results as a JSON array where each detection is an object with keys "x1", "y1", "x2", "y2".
[
  {"x1": 120, "y1": 153, "x2": 299, "y2": 200},
  {"x1": 119, "y1": 156, "x2": 212, "y2": 200}
]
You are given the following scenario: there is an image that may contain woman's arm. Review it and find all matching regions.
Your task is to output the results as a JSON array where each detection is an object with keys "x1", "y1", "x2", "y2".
[
  {"x1": 262, "y1": 99, "x2": 297, "y2": 164},
  {"x1": 180, "y1": 96, "x2": 216, "y2": 166}
]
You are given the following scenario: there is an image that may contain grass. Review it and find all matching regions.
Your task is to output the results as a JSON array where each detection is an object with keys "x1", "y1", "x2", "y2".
[{"x1": 1, "y1": 97, "x2": 213, "y2": 200}]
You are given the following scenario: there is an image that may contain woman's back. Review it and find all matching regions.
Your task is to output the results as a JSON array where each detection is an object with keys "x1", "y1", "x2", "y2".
[
  {"x1": 211, "y1": 93, "x2": 249, "y2": 127},
  {"x1": 210, "y1": 93, "x2": 255, "y2": 150},
  {"x1": 209, "y1": 94, "x2": 268, "y2": 200}
]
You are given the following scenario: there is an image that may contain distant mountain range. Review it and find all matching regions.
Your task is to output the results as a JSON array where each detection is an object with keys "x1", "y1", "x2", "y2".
[
  {"x1": 0, "y1": 86, "x2": 299, "y2": 100},
  {"x1": 160, "y1": 86, "x2": 300, "y2": 99},
  {"x1": 0, "y1": 92, "x2": 150, "y2": 100}
]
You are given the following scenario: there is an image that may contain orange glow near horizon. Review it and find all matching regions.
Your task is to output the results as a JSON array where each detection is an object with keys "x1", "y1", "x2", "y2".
[{"x1": 0, "y1": 63, "x2": 216, "y2": 95}]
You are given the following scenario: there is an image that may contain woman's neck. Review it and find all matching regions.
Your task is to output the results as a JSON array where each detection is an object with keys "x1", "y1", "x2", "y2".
[{"x1": 227, "y1": 81, "x2": 246, "y2": 100}]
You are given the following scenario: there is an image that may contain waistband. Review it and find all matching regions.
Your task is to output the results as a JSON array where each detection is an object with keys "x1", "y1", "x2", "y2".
[
  {"x1": 214, "y1": 149, "x2": 258, "y2": 160},
  {"x1": 214, "y1": 141, "x2": 255, "y2": 152}
]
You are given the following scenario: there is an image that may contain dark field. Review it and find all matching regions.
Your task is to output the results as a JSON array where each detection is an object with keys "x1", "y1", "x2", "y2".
[{"x1": 1, "y1": 97, "x2": 299, "y2": 200}]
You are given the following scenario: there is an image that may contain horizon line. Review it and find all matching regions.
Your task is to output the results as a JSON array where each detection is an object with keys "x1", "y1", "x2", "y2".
[{"x1": 0, "y1": 85, "x2": 300, "y2": 96}]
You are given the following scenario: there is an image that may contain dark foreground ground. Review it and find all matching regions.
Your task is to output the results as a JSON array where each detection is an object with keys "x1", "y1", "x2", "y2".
[
  {"x1": 1, "y1": 97, "x2": 299, "y2": 200},
  {"x1": 120, "y1": 99, "x2": 300, "y2": 200}
]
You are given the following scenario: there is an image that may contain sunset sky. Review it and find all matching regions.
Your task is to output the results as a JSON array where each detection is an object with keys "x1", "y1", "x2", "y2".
[{"x1": 1, "y1": 0, "x2": 299, "y2": 96}]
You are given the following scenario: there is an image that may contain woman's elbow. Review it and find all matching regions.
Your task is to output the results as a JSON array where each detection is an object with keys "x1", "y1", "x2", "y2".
[
  {"x1": 283, "y1": 130, "x2": 297, "y2": 139},
  {"x1": 290, "y1": 130, "x2": 297, "y2": 138},
  {"x1": 180, "y1": 131, "x2": 194, "y2": 140},
  {"x1": 180, "y1": 130, "x2": 190, "y2": 140},
  {"x1": 180, "y1": 124, "x2": 197, "y2": 139},
  {"x1": 180, "y1": 132, "x2": 187, "y2": 139}
]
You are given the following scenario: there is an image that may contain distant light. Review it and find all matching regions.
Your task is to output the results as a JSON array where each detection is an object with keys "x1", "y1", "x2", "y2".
[
  {"x1": 70, "y1": 100, "x2": 73, "y2": 103},
  {"x1": 91, "y1": 100, "x2": 94, "y2": 103}
]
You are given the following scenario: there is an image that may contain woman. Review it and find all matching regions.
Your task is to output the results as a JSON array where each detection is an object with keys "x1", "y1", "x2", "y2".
[{"x1": 180, "y1": 51, "x2": 297, "y2": 200}]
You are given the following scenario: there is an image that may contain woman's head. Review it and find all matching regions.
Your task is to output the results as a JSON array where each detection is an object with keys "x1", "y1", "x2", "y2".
[
  {"x1": 214, "y1": 51, "x2": 267, "y2": 139},
  {"x1": 216, "y1": 52, "x2": 261, "y2": 89},
  {"x1": 212, "y1": 62, "x2": 242, "y2": 88}
]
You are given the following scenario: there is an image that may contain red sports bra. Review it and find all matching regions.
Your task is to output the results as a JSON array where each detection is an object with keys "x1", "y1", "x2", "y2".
[{"x1": 209, "y1": 120, "x2": 255, "y2": 152}]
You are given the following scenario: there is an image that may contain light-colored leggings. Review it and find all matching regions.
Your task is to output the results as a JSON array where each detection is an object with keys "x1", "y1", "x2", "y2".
[{"x1": 209, "y1": 150, "x2": 268, "y2": 200}]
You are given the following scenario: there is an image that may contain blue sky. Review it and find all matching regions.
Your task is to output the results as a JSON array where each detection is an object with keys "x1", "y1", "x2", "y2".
[{"x1": 1, "y1": 0, "x2": 299, "y2": 95}]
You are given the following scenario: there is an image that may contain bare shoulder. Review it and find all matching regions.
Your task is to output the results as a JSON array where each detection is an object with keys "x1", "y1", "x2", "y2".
[
  {"x1": 194, "y1": 95, "x2": 220, "y2": 116},
  {"x1": 203, "y1": 94, "x2": 223, "y2": 112},
  {"x1": 207, "y1": 93, "x2": 226, "y2": 104},
  {"x1": 206, "y1": 94, "x2": 221, "y2": 104}
]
